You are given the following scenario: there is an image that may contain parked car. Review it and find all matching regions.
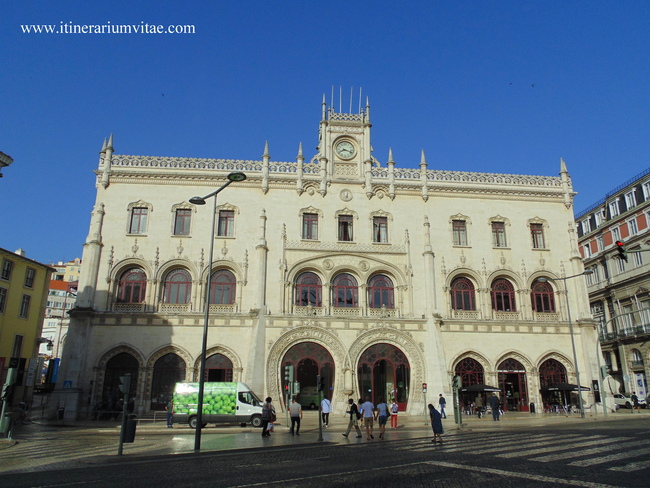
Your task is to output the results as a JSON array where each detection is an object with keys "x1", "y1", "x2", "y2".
[{"x1": 612, "y1": 393, "x2": 647, "y2": 409}]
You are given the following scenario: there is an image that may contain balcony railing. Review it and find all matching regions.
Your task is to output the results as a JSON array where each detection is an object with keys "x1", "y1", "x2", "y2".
[
  {"x1": 159, "y1": 303, "x2": 191, "y2": 314},
  {"x1": 493, "y1": 311, "x2": 521, "y2": 321},
  {"x1": 114, "y1": 303, "x2": 145, "y2": 313}
]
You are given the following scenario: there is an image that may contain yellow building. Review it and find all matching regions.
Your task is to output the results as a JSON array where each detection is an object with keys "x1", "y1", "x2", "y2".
[{"x1": 0, "y1": 248, "x2": 53, "y2": 410}]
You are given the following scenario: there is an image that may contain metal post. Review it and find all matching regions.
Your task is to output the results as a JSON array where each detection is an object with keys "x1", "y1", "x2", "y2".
[
  {"x1": 595, "y1": 339, "x2": 608, "y2": 418},
  {"x1": 190, "y1": 172, "x2": 246, "y2": 452},
  {"x1": 317, "y1": 386, "x2": 323, "y2": 441},
  {"x1": 564, "y1": 282, "x2": 585, "y2": 418},
  {"x1": 194, "y1": 193, "x2": 218, "y2": 452}
]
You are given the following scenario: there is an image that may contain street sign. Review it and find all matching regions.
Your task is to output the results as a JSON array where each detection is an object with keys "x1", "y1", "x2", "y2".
[{"x1": 63, "y1": 380, "x2": 73, "y2": 389}]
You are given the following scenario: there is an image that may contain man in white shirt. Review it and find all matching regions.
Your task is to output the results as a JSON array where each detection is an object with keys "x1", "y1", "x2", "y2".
[{"x1": 321, "y1": 396, "x2": 332, "y2": 427}]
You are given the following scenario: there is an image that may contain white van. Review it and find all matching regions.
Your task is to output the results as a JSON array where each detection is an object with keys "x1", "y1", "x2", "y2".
[{"x1": 171, "y1": 382, "x2": 264, "y2": 428}]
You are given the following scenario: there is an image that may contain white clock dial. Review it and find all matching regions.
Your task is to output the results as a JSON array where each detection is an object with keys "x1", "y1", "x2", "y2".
[{"x1": 335, "y1": 140, "x2": 356, "y2": 159}]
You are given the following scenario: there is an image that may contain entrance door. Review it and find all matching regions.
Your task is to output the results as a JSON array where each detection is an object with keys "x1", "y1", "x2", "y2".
[
  {"x1": 282, "y1": 342, "x2": 335, "y2": 409},
  {"x1": 358, "y1": 343, "x2": 410, "y2": 409},
  {"x1": 497, "y1": 358, "x2": 528, "y2": 412}
]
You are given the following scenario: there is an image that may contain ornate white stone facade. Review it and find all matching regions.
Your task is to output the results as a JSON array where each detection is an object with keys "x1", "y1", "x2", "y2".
[{"x1": 54, "y1": 99, "x2": 599, "y2": 419}]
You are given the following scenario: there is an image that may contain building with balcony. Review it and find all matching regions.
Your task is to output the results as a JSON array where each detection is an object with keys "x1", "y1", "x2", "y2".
[
  {"x1": 576, "y1": 168, "x2": 650, "y2": 401},
  {"x1": 54, "y1": 96, "x2": 598, "y2": 419}
]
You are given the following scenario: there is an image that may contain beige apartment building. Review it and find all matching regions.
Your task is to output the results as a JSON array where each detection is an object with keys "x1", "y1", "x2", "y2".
[{"x1": 53, "y1": 97, "x2": 599, "y2": 419}]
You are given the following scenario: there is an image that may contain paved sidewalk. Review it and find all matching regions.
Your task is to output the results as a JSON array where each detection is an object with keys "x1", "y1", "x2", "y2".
[{"x1": 1, "y1": 408, "x2": 646, "y2": 474}]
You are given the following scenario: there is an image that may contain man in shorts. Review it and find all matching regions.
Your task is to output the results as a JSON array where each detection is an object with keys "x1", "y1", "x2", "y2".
[
  {"x1": 360, "y1": 396, "x2": 376, "y2": 440},
  {"x1": 376, "y1": 397, "x2": 389, "y2": 439}
]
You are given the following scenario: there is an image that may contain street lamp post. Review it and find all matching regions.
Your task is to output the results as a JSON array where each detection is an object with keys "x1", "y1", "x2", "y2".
[
  {"x1": 189, "y1": 171, "x2": 246, "y2": 452},
  {"x1": 540, "y1": 270, "x2": 593, "y2": 419}
]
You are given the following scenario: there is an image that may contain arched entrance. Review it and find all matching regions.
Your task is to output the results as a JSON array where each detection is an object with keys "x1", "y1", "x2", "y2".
[
  {"x1": 497, "y1": 358, "x2": 528, "y2": 412},
  {"x1": 282, "y1": 342, "x2": 334, "y2": 409},
  {"x1": 150, "y1": 353, "x2": 186, "y2": 410},
  {"x1": 455, "y1": 357, "x2": 484, "y2": 409},
  {"x1": 204, "y1": 353, "x2": 233, "y2": 382},
  {"x1": 539, "y1": 358, "x2": 568, "y2": 409},
  {"x1": 357, "y1": 343, "x2": 410, "y2": 409},
  {"x1": 103, "y1": 352, "x2": 138, "y2": 412}
]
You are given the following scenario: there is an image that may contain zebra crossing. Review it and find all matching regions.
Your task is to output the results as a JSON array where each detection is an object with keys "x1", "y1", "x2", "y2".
[
  {"x1": 391, "y1": 431, "x2": 650, "y2": 473},
  {"x1": 0, "y1": 435, "x2": 163, "y2": 473}
]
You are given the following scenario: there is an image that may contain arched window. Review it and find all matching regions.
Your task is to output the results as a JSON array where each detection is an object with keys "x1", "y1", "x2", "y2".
[
  {"x1": 116, "y1": 268, "x2": 147, "y2": 303},
  {"x1": 368, "y1": 275, "x2": 394, "y2": 309},
  {"x1": 162, "y1": 269, "x2": 192, "y2": 304},
  {"x1": 295, "y1": 272, "x2": 322, "y2": 306},
  {"x1": 450, "y1": 277, "x2": 476, "y2": 310},
  {"x1": 151, "y1": 353, "x2": 186, "y2": 410},
  {"x1": 332, "y1": 273, "x2": 358, "y2": 308},
  {"x1": 454, "y1": 357, "x2": 485, "y2": 386},
  {"x1": 491, "y1": 278, "x2": 516, "y2": 311},
  {"x1": 539, "y1": 358, "x2": 567, "y2": 390},
  {"x1": 531, "y1": 281, "x2": 555, "y2": 313},
  {"x1": 209, "y1": 269, "x2": 236, "y2": 304},
  {"x1": 631, "y1": 349, "x2": 644, "y2": 365}
]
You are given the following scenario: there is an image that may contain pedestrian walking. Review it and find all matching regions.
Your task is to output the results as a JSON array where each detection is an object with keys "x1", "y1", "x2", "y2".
[
  {"x1": 390, "y1": 399, "x2": 399, "y2": 429},
  {"x1": 438, "y1": 394, "x2": 447, "y2": 419},
  {"x1": 261, "y1": 397, "x2": 276, "y2": 437},
  {"x1": 289, "y1": 395, "x2": 302, "y2": 435},
  {"x1": 429, "y1": 404, "x2": 444, "y2": 443},
  {"x1": 475, "y1": 395, "x2": 484, "y2": 418},
  {"x1": 342, "y1": 398, "x2": 362, "y2": 438},
  {"x1": 489, "y1": 393, "x2": 501, "y2": 421},
  {"x1": 165, "y1": 398, "x2": 174, "y2": 428},
  {"x1": 376, "y1": 397, "x2": 389, "y2": 439},
  {"x1": 360, "y1": 396, "x2": 376, "y2": 440},
  {"x1": 321, "y1": 396, "x2": 332, "y2": 427},
  {"x1": 631, "y1": 392, "x2": 641, "y2": 413}
]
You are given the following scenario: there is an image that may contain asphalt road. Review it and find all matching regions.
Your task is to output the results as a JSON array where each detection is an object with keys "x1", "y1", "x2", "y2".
[{"x1": 1, "y1": 417, "x2": 649, "y2": 487}]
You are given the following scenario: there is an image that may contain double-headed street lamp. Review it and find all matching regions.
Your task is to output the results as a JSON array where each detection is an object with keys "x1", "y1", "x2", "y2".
[
  {"x1": 189, "y1": 171, "x2": 246, "y2": 451},
  {"x1": 539, "y1": 269, "x2": 593, "y2": 418}
]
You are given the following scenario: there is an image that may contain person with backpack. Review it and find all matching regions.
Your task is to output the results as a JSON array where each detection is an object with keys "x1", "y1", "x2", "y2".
[
  {"x1": 390, "y1": 399, "x2": 399, "y2": 429},
  {"x1": 342, "y1": 398, "x2": 362, "y2": 438}
]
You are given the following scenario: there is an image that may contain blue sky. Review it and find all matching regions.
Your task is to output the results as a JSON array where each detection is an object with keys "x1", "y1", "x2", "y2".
[{"x1": 2, "y1": 1, "x2": 649, "y2": 265}]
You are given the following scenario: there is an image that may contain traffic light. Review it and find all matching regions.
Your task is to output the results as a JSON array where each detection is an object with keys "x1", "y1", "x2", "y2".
[
  {"x1": 317, "y1": 375, "x2": 326, "y2": 392},
  {"x1": 615, "y1": 240, "x2": 628, "y2": 262},
  {"x1": 452, "y1": 375, "x2": 462, "y2": 389},
  {"x1": 422, "y1": 383, "x2": 427, "y2": 393},
  {"x1": 284, "y1": 364, "x2": 294, "y2": 382},
  {"x1": 118, "y1": 374, "x2": 131, "y2": 394}
]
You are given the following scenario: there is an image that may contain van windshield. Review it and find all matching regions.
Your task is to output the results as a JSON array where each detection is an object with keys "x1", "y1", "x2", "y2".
[{"x1": 239, "y1": 391, "x2": 261, "y2": 406}]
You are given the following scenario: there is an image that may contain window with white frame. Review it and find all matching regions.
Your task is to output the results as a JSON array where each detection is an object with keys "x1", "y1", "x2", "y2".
[
  {"x1": 373, "y1": 216, "x2": 388, "y2": 243},
  {"x1": 19, "y1": 294, "x2": 31, "y2": 318},
  {"x1": 581, "y1": 219, "x2": 592, "y2": 234},
  {"x1": 24, "y1": 268, "x2": 36, "y2": 288},
  {"x1": 0, "y1": 287, "x2": 7, "y2": 313},
  {"x1": 609, "y1": 200, "x2": 620, "y2": 217},
  {"x1": 596, "y1": 235, "x2": 604, "y2": 252},
  {"x1": 625, "y1": 190, "x2": 637, "y2": 209},
  {"x1": 616, "y1": 255, "x2": 626, "y2": 273},
  {"x1": 586, "y1": 267, "x2": 596, "y2": 285},
  {"x1": 643, "y1": 181, "x2": 650, "y2": 200},
  {"x1": 594, "y1": 208, "x2": 606, "y2": 227},
  {"x1": 583, "y1": 244, "x2": 593, "y2": 258},
  {"x1": 1, "y1": 259, "x2": 13, "y2": 281},
  {"x1": 611, "y1": 227, "x2": 621, "y2": 242},
  {"x1": 628, "y1": 218, "x2": 638, "y2": 236},
  {"x1": 634, "y1": 248, "x2": 643, "y2": 267}
]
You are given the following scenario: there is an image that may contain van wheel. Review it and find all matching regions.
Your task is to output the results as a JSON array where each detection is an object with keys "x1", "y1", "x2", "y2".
[
  {"x1": 625, "y1": 402, "x2": 632, "y2": 409},
  {"x1": 188, "y1": 417, "x2": 208, "y2": 429},
  {"x1": 251, "y1": 415, "x2": 262, "y2": 428}
]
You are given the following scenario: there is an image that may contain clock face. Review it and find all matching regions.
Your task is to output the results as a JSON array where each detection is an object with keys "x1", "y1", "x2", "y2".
[{"x1": 335, "y1": 140, "x2": 356, "y2": 159}]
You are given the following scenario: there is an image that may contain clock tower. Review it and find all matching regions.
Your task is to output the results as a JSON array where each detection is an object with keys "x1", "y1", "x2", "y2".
[{"x1": 317, "y1": 93, "x2": 372, "y2": 181}]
